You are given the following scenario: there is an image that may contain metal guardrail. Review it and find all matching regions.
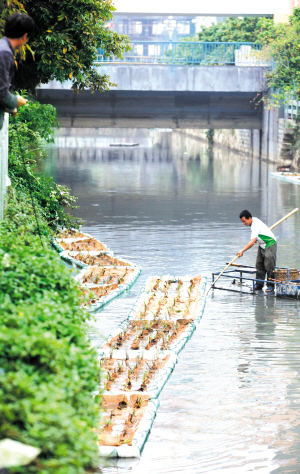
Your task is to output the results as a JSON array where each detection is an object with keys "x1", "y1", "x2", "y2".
[
  {"x1": 0, "y1": 113, "x2": 9, "y2": 220},
  {"x1": 285, "y1": 98, "x2": 300, "y2": 119},
  {"x1": 96, "y1": 41, "x2": 267, "y2": 66}
]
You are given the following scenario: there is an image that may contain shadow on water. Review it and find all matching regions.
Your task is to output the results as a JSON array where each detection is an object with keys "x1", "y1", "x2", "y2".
[{"x1": 42, "y1": 128, "x2": 300, "y2": 473}]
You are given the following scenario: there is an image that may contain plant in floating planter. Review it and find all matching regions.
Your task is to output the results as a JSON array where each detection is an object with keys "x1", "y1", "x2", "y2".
[
  {"x1": 128, "y1": 366, "x2": 134, "y2": 377},
  {"x1": 118, "y1": 395, "x2": 127, "y2": 410},
  {"x1": 153, "y1": 278, "x2": 161, "y2": 291},
  {"x1": 128, "y1": 409, "x2": 137, "y2": 423},
  {"x1": 143, "y1": 371, "x2": 148, "y2": 383},
  {"x1": 105, "y1": 418, "x2": 112, "y2": 429},
  {"x1": 135, "y1": 396, "x2": 143, "y2": 409},
  {"x1": 121, "y1": 437, "x2": 131, "y2": 445},
  {"x1": 83, "y1": 274, "x2": 88, "y2": 284}
]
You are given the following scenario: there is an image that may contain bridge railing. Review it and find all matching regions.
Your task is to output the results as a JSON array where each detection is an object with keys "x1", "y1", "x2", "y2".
[{"x1": 96, "y1": 41, "x2": 268, "y2": 66}]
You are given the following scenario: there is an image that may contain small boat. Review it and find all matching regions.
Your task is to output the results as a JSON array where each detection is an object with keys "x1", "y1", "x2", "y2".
[
  {"x1": 211, "y1": 264, "x2": 300, "y2": 299},
  {"x1": 109, "y1": 143, "x2": 139, "y2": 147},
  {"x1": 271, "y1": 171, "x2": 300, "y2": 185}
]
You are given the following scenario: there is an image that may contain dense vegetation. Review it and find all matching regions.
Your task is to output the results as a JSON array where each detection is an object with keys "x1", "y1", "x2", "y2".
[
  {"x1": 8, "y1": 98, "x2": 80, "y2": 232},
  {"x1": 0, "y1": 0, "x2": 132, "y2": 470},
  {"x1": 0, "y1": 188, "x2": 101, "y2": 473},
  {"x1": 186, "y1": 16, "x2": 274, "y2": 44},
  {"x1": 1, "y1": 98, "x2": 101, "y2": 471},
  {"x1": 185, "y1": 10, "x2": 300, "y2": 100},
  {"x1": 259, "y1": 8, "x2": 300, "y2": 98},
  {"x1": 0, "y1": 0, "x2": 131, "y2": 93}
]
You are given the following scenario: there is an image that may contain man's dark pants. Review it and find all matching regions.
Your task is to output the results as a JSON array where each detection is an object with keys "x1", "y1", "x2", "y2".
[{"x1": 255, "y1": 242, "x2": 277, "y2": 289}]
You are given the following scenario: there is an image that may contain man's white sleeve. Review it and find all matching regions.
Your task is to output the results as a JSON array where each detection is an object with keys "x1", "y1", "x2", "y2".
[{"x1": 251, "y1": 221, "x2": 258, "y2": 240}]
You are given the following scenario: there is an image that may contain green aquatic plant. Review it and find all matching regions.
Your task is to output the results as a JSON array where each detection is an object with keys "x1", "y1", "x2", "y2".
[
  {"x1": 143, "y1": 371, "x2": 148, "y2": 383},
  {"x1": 105, "y1": 418, "x2": 112, "y2": 428},
  {"x1": 135, "y1": 396, "x2": 143, "y2": 409},
  {"x1": 122, "y1": 437, "x2": 131, "y2": 445},
  {"x1": 0, "y1": 191, "x2": 102, "y2": 473},
  {"x1": 118, "y1": 362, "x2": 123, "y2": 373}
]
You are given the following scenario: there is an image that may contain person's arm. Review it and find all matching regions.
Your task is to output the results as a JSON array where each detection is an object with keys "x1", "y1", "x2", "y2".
[
  {"x1": 0, "y1": 51, "x2": 26, "y2": 113},
  {"x1": 237, "y1": 237, "x2": 257, "y2": 257}
]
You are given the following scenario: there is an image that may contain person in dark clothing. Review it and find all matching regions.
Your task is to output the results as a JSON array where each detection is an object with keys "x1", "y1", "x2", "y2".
[
  {"x1": 237, "y1": 210, "x2": 277, "y2": 292},
  {"x1": 0, "y1": 13, "x2": 34, "y2": 129}
]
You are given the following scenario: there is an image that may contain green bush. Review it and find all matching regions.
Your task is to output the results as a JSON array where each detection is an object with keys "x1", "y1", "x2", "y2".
[
  {"x1": 0, "y1": 190, "x2": 101, "y2": 473},
  {"x1": 8, "y1": 98, "x2": 80, "y2": 233}
]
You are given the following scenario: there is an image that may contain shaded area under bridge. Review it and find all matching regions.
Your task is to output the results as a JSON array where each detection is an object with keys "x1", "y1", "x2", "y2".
[{"x1": 38, "y1": 64, "x2": 267, "y2": 130}]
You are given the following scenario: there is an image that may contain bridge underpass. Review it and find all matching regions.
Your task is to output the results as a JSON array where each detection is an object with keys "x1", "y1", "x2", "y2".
[
  {"x1": 37, "y1": 90, "x2": 262, "y2": 129},
  {"x1": 37, "y1": 65, "x2": 266, "y2": 129},
  {"x1": 38, "y1": 43, "x2": 280, "y2": 160}
]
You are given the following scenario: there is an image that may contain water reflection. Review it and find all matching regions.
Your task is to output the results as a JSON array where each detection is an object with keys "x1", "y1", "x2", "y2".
[{"x1": 43, "y1": 128, "x2": 300, "y2": 473}]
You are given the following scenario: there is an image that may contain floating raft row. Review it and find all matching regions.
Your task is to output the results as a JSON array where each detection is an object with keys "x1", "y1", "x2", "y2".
[
  {"x1": 96, "y1": 274, "x2": 207, "y2": 458},
  {"x1": 271, "y1": 171, "x2": 300, "y2": 185},
  {"x1": 53, "y1": 230, "x2": 141, "y2": 311}
]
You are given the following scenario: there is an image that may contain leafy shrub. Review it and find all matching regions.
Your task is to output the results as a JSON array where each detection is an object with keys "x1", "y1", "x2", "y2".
[
  {"x1": 8, "y1": 99, "x2": 80, "y2": 232},
  {"x1": 0, "y1": 190, "x2": 101, "y2": 473}
]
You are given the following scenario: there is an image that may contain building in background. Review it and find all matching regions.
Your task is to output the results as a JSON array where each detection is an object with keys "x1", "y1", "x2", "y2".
[
  {"x1": 274, "y1": 0, "x2": 300, "y2": 22},
  {"x1": 107, "y1": 0, "x2": 300, "y2": 42},
  {"x1": 107, "y1": 15, "x2": 219, "y2": 42}
]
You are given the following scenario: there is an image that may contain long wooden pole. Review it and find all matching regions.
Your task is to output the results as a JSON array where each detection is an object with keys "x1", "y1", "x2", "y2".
[
  {"x1": 270, "y1": 208, "x2": 298, "y2": 230},
  {"x1": 205, "y1": 208, "x2": 299, "y2": 296},
  {"x1": 205, "y1": 255, "x2": 240, "y2": 296}
]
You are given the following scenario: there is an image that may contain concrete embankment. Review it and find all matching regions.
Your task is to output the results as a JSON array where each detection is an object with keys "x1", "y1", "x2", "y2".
[{"x1": 181, "y1": 110, "x2": 298, "y2": 166}]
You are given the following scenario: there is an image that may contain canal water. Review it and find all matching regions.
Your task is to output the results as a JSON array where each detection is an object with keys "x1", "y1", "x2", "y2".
[{"x1": 43, "y1": 129, "x2": 300, "y2": 473}]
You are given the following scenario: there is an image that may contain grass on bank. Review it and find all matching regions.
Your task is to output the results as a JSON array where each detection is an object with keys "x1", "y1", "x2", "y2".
[{"x1": 0, "y1": 101, "x2": 102, "y2": 473}]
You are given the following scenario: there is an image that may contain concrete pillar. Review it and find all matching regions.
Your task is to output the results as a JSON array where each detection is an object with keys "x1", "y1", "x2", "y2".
[
  {"x1": 261, "y1": 103, "x2": 279, "y2": 162},
  {"x1": 252, "y1": 130, "x2": 261, "y2": 158},
  {"x1": 268, "y1": 109, "x2": 279, "y2": 162},
  {"x1": 261, "y1": 105, "x2": 269, "y2": 160}
]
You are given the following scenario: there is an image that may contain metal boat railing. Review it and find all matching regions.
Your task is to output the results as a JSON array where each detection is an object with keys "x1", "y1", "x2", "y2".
[
  {"x1": 211, "y1": 266, "x2": 300, "y2": 295},
  {"x1": 96, "y1": 41, "x2": 267, "y2": 66}
]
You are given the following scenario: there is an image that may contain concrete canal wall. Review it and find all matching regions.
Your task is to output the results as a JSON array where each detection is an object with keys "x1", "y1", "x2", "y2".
[{"x1": 184, "y1": 108, "x2": 293, "y2": 164}]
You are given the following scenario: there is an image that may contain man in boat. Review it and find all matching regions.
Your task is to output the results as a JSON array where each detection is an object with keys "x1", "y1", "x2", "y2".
[{"x1": 237, "y1": 210, "x2": 277, "y2": 292}]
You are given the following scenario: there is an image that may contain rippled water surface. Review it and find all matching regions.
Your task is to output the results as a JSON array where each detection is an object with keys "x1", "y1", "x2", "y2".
[{"x1": 43, "y1": 129, "x2": 300, "y2": 473}]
